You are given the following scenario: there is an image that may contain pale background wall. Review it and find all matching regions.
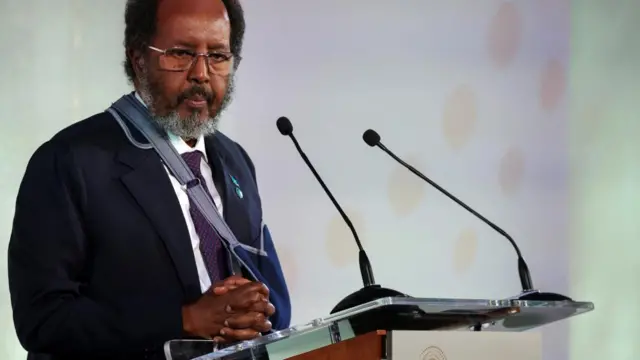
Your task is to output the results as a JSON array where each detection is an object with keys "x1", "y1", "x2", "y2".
[
  {"x1": 568, "y1": 0, "x2": 640, "y2": 359},
  {"x1": 0, "y1": 1, "x2": 638, "y2": 359}
]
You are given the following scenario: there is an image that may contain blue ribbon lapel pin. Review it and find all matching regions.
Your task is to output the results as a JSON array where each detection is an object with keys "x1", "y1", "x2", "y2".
[{"x1": 230, "y1": 175, "x2": 243, "y2": 199}]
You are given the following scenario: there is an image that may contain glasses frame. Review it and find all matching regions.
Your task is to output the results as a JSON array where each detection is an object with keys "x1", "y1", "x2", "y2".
[{"x1": 147, "y1": 45, "x2": 239, "y2": 74}]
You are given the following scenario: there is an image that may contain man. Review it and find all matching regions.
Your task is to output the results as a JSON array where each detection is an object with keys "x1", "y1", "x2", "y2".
[{"x1": 7, "y1": 0, "x2": 291, "y2": 358}]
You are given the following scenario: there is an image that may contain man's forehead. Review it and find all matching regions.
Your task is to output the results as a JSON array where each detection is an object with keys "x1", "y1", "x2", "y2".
[{"x1": 157, "y1": 0, "x2": 229, "y2": 23}]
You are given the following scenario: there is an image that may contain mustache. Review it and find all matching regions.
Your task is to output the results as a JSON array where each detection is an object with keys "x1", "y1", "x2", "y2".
[{"x1": 178, "y1": 86, "x2": 214, "y2": 104}]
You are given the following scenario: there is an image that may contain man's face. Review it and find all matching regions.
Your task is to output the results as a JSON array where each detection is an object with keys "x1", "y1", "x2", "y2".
[{"x1": 133, "y1": 0, "x2": 235, "y2": 139}]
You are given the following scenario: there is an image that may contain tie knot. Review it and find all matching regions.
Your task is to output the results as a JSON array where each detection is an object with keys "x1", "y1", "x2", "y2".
[{"x1": 181, "y1": 151, "x2": 205, "y2": 176}]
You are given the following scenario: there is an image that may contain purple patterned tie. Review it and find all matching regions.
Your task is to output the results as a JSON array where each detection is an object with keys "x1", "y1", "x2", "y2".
[{"x1": 181, "y1": 151, "x2": 228, "y2": 286}]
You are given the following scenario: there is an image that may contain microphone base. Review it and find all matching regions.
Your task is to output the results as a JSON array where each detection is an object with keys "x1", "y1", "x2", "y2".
[
  {"x1": 330, "y1": 285, "x2": 486, "y2": 335},
  {"x1": 330, "y1": 285, "x2": 407, "y2": 314},
  {"x1": 330, "y1": 285, "x2": 426, "y2": 336},
  {"x1": 516, "y1": 290, "x2": 573, "y2": 301}
]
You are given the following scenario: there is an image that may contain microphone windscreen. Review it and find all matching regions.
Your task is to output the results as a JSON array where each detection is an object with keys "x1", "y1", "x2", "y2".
[
  {"x1": 276, "y1": 117, "x2": 294, "y2": 136},
  {"x1": 362, "y1": 129, "x2": 381, "y2": 146}
]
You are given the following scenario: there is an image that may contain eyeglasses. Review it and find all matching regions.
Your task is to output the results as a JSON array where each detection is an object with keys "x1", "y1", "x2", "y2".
[{"x1": 148, "y1": 46, "x2": 238, "y2": 75}]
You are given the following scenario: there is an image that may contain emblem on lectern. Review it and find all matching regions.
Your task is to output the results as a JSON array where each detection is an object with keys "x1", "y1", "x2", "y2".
[{"x1": 420, "y1": 346, "x2": 447, "y2": 360}]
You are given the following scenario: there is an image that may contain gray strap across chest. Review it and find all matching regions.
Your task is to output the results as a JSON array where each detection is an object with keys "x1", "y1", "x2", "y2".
[{"x1": 107, "y1": 95, "x2": 241, "y2": 251}]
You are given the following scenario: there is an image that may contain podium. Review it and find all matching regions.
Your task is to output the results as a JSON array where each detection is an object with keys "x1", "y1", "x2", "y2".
[{"x1": 163, "y1": 296, "x2": 593, "y2": 360}]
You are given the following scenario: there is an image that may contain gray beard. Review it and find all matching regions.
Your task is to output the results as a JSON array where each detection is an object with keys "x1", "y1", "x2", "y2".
[{"x1": 137, "y1": 70, "x2": 235, "y2": 139}]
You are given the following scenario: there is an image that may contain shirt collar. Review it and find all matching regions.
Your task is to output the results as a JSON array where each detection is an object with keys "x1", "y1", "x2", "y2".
[
  {"x1": 167, "y1": 131, "x2": 208, "y2": 160},
  {"x1": 134, "y1": 91, "x2": 208, "y2": 161}
]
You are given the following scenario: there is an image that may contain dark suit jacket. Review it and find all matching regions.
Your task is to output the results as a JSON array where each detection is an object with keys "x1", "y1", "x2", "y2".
[{"x1": 8, "y1": 109, "x2": 291, "y2": 359}]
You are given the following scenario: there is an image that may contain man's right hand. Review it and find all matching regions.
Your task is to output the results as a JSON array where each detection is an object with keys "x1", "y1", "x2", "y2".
[{"x1": 181, "y1": 282, "x2": 273, "y2": 342}]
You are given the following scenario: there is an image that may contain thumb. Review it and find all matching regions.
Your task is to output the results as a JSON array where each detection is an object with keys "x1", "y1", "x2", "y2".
[{"x1": 212, "y1": 286, "x2": 230, "y2": 295}]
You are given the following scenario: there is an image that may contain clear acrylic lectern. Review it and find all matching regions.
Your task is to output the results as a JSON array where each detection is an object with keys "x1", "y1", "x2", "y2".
[{"x1": 163, "y1": 296, "x2": 593, "y2": 360}]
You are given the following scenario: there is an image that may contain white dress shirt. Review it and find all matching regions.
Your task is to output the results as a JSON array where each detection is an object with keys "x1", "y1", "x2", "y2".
[{"x1": 134, "y1": 93, "x2": 220, "y2": 293}]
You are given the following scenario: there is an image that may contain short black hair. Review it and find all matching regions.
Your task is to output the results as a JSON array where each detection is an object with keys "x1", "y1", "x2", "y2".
[{"x1": 123, "y1": 0, "x2": 245, "y2": 83}]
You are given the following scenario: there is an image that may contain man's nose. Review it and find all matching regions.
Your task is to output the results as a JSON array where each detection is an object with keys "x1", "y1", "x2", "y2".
[{"x1": 188, "y1": 55, "x2": 210, "y2": 83}]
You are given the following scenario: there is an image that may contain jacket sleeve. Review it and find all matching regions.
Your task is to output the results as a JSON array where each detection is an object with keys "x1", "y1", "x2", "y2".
[
  {"x1": 234, "y1": 142, "x2": 292, "y2": 330},
  {"x1": 7, "y1": 141, "x2": 184, "y2": 356},
  {"x1": 259, "y1": 224, "x2": 292, "y2": 330}
]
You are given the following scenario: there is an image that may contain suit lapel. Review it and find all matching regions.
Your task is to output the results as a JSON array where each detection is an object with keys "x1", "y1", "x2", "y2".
[
  {"x1": 205, "y1": 136, "x2": 254, "y2": 244},
  {"x1": 117, "y1": 146, "x2": 201, "y2": 300}
]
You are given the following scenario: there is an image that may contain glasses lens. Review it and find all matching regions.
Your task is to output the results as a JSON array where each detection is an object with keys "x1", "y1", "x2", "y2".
[
  {"x1": 208, "y1": 53, "x2": 234, "y2": 75},
  {"x1": 160, "y1": 49, "x2": 193, "y2": 71}
]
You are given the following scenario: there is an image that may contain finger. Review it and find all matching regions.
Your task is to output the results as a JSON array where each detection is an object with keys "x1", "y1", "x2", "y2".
[
  {"x1": 218, "y1": 276, "x2": 251, "y2": 290},
  {"x1": 247, "y1": 301, "x2": 276, "y2": 317},
  {"x1": 224, "y1": 312, "x2": 265, "y2": 329},
  {"x1": 223, "y1": 318, "x2": 271, "y2": 335},
  {"x1": 236, "y1": 282, "x2": 270, "y2": 298},
  {"x1": 230, "y1": 284, "x2": 270, "y2": 309},
  {"x1": 228, "y1": 294, "x2": 263, "y2": 312},
  {"x1": 219, "y1": 327, "x2": 261, "y2": 341},
  {"x1": 234, "y1": 293, "x2": 267, "y2": 303},
  {"x1": 228, "y1": 297, "x2": 272, "y2": 315},
  {"x1": 224, "y1": 276, "x2": 251, "y2": 287},
  {"x1": 212, "y1": 276, "x2": 249, "y2": 289},
  {"x1": 212, "y1": 276, "x2": 251, "y2": 294},
  {"x1": 212, "y1": 286, "x2": 231, "y2": 295},
  {"x1": 213, "y1": 336, "x2": 226, "y2": 344},
  {"x1": 253, "y1": 318, "x2": 273, "y2": 333},
  {"x1": 212, "y1": 284, "x2": 242, "y2": 295}
]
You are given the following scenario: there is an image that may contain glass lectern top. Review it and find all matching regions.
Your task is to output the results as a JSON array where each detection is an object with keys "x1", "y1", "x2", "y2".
[{"x1": 164, "y1": 296, "x2": 594, "y2": 360}]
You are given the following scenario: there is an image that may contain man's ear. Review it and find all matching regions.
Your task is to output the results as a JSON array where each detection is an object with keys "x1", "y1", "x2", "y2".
[{"x1": 128, "y1": 48, "x2": 145, "y2": 76}]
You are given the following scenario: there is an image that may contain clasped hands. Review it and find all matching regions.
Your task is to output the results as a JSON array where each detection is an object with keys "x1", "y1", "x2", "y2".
[{"x1": 182, "y1": 275, "x2": 275, "y2": 344}]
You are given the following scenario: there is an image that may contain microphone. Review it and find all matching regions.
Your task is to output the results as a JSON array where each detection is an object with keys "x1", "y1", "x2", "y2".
[
  {"x1": 362, "y1": 129, "x2": 571, "y2": 302},
  {"x1": 276, "y1": 117, "x2": 407, "y2": 314}
]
